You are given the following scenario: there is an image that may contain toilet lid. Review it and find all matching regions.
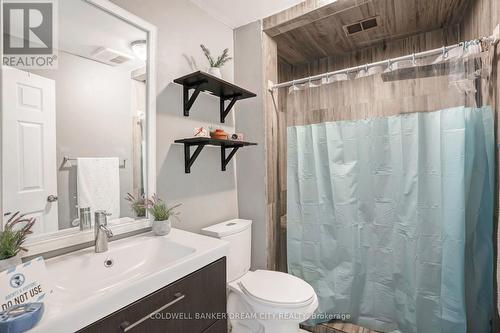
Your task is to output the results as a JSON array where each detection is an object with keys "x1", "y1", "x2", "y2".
[{"x1": 238, "y1": 270, "x2": 315, "y2": 305}]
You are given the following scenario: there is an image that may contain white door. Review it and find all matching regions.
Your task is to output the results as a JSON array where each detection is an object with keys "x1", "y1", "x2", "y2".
[{"x1": 2, "y1": 67, "x2": 58, "y2": 235}]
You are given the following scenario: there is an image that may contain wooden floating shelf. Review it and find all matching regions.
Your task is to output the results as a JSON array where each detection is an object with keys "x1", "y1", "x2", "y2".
[
  {"x1": 174, "y1": 137, "x2": 257, "y2": 173},
  {"x1": 173, "y1": 71, "x2": 257, "y2": 123}
]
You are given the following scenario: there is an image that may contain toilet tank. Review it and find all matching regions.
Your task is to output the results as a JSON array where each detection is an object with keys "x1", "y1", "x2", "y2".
[{"x1": 201, "y1": 219, "x2": 252, "y2": 282}]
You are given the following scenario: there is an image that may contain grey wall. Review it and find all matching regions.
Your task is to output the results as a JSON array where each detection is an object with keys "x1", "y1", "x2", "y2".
[
  {"x1": 32, "y1": 52, "x2": 135, "y2": 229},
  {"x1": 112, "y1": 0, "x2": 239, "y2": 233},
  {"x1": 234, "y1": 21, "x2": 268, "y2": 269}
]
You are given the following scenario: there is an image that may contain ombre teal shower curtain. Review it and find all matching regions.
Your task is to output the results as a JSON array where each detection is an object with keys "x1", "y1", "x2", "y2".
[{"x1": 287, "y1": 107, "x2": 494, "y2": 332}]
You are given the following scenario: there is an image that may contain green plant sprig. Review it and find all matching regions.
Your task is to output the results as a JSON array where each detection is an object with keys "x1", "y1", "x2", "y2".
[
  {"x1": 201, "y1": 44, "x2": 232, "y2": 68},
  {"x1": 145, "y1": 194, "x2": 181, "y2": 222},
  {"x1": 0, "y1": 212, "x2": 35, "y2": 260}
]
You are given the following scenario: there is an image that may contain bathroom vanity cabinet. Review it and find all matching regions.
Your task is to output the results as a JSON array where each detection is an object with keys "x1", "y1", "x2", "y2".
[{"x1": 78, "y1": 258, "x2": 227, "y2": 333}]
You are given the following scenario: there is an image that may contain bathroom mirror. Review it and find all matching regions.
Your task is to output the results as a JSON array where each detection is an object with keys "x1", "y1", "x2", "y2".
[{"x1": 1, "y1": 0, "x2": 157, "y2": 255}]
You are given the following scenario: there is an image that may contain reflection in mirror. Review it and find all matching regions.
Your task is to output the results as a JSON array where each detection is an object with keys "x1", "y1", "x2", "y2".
[{"x1": 2, "y1": 0, "x2": 149, "y2": 236}]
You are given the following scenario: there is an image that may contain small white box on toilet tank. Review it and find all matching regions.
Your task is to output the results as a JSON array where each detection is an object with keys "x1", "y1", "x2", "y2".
[{"x1": 201, "y1": 219, "x2": 252, "y2": 282}]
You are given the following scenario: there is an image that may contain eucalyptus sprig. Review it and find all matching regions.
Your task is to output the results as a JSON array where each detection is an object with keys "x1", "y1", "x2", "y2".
[
  {"x1": 145, "y1": 194, "x2": 181, "y2": 222},
  {"x1": 0, "y1": 212, "x2": 35, "y2": 260},
  {"x1": 201, "y1": 44, "x2": 232, "y2": 68}
]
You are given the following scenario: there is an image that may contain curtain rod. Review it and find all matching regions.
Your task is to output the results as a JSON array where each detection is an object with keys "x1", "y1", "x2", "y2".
[{"x1": 270, "y1": 34, "x2": 499, "y2": 91}]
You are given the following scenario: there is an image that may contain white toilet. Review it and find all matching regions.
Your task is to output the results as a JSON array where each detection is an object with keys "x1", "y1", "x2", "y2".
[{"x1": 201, "y1": 219, "x2": 318, "y2": 333}]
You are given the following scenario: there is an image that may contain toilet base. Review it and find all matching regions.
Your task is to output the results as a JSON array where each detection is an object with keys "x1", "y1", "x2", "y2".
[
  {"x1": 228, "y1": 291, "x2": 311, "y2": 333},
  {"x1": 260, "y1": 320, "x2": 306, "y2": 333},
  {"x1": 230, "y1": 324, "x2": 308, "y2": 333}
]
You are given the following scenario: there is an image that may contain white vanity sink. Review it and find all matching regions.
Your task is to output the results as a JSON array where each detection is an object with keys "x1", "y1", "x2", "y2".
[
  {"x1": 29, "y1": 229, "x2": 228, "y2": 333},
  {"x1": 46, "y1": 234, "x2": 195, "y2": 302}
]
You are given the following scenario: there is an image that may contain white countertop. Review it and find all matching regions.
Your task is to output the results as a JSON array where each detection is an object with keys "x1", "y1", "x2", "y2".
[{"x1": 29, "y1": 229, "x2": 228, "y2": 333}]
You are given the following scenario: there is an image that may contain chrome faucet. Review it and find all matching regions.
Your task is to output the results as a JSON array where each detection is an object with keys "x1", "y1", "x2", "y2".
[{"x1": 94, "y1": 211, "x2": 113, "y2": 253}]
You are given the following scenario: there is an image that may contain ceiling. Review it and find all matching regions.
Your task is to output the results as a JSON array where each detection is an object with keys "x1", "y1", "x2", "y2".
[
  {"x1": 189, "y1": 0, "x2": 305, "y2": 29},
  {"x1": 59, "y1": 0, "x2": 147, "y2": 71},
  {"x1": 266, "y1": 0, "x2": 470, "y2": 64}
]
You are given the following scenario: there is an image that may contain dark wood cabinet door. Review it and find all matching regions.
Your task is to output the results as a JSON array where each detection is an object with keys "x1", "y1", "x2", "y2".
[
  {"x1": 78, "y1": 258, "x2": 227, "y2": 333},
  {"x1": 202, "y1": 319, "x2": 227, "y2": 333}
]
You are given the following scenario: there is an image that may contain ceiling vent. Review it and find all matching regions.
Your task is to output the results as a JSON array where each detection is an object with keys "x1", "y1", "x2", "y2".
[
  {"x1": 344, "y1": 16, "x2": 379, "y2": 36},
  {"x1": 92, "y1": 47, "x2": 134, "y2": 66}
]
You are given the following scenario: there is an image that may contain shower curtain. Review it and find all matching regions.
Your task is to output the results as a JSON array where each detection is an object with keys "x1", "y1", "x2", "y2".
[{"x1": 284, "y1": 48, "x2": 495, "y2": 332}]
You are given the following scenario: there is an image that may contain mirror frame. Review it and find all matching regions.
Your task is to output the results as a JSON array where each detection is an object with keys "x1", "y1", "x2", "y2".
[{"x1": 0, "y1": 0, "x2": 157, "y2": 257}]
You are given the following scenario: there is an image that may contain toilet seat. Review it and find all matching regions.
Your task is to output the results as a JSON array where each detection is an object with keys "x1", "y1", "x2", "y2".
[{"x1": 235, "y1": 270, "x2": 316, "y2": 308}]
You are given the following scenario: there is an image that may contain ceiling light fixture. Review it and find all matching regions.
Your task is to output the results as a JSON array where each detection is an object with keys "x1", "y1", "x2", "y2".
[{"x1": 130, "y1": 40, "x2": 147, "y2": 61}]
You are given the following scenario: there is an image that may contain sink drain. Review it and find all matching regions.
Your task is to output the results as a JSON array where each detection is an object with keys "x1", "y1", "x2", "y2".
[{"x1": 104, "y1": 258, "x2": 114, "y2": 268}]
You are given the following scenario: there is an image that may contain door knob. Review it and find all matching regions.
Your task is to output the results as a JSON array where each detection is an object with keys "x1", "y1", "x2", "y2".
[{"x1": 47, "y1": 195, "x2": 58, "y2": 203}]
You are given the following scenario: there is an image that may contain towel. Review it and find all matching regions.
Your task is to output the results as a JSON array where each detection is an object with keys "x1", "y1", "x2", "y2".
[{"x1": 77, "y1": 158, "x2": 120, "y2": 223}]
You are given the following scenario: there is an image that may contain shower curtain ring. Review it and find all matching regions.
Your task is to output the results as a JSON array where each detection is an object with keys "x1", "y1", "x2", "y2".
[
  {"x1": 387, "y1": 60, "x2": 393, "y2": 71},
  {"x1": 412, "y1": 53, "x2": 416, "y2": 65},
  {"x1": 442, "y1": 46, "x2": 449, "y2": 59}
]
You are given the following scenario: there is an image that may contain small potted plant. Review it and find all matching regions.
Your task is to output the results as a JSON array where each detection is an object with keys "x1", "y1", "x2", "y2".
[
  {"x1": 200, "y1": 44, "x2": 232, "y2": 79},
  {"x1": 145, "y1": 195, "x2": 181, "y2": 236},
  {"x1": 0, "y1": 212, "x2": 35, "y2": 272},
  {"x1": 125, "y1": 192, "x2": 147, "y2": 218}
]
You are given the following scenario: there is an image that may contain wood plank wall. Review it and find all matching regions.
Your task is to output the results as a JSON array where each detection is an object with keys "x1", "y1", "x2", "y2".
[
  {"x1": 263, "y1": 32, "x2": 280, "y2": 271},
  {"x1": 274, "y1": 27, "x2": 464, "y2": 271},
  {"x1": 263, "y1": 0, "x2": 340, "y2": 37},
  {"x1": 267, "y1": 0, "x2": 500, "y2": 328},
  {"x1": 460, "y1": 0, "x2": 500, "y2": 323}
]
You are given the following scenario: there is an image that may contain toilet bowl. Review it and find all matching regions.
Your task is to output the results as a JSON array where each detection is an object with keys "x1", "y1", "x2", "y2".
[
  {"x1": 228, "y1": 270, "x2": 318, "y2": 333},
  {"x1": 201, "y1": 219, "x2": 318, "y2": 333}
]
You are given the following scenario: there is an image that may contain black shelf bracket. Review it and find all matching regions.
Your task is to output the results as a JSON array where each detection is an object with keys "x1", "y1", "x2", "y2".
[
  {"x1": 175, "y1": 138, "x2": 256, "y2": 173},
  {"x1": 184, "y1": 144, "x2": 206, "y2": 173},
  {"x1": 183, "y1": 80, "x2": 207, "y2": 116},
  {"x1": 220, "y1": 94, "x2": 242, "y2": 123},
  {"x1": 174, "y1": 72, "x2": 256, "y2": 123},
  {"x1": 221, "y1": 146, "x2": 240, "y2": 171}
]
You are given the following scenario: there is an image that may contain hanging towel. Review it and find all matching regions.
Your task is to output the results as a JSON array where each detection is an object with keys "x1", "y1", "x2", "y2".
[{"x1": 77, "y1": 157, "x2": 120, "y2": 223}]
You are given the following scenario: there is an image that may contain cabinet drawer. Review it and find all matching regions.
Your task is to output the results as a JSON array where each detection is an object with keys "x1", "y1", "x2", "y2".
[{"x1": 78, "y1": 258, "x2": 227, "y2": 333}]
